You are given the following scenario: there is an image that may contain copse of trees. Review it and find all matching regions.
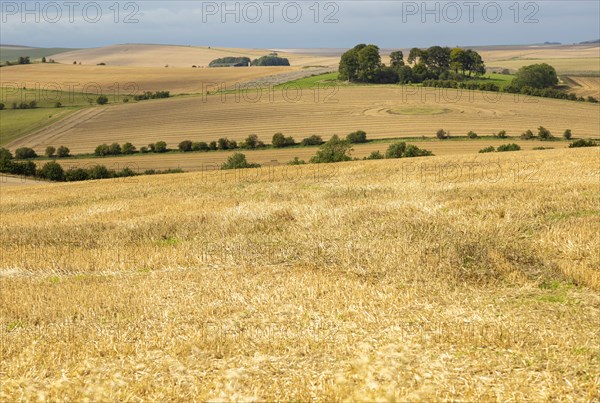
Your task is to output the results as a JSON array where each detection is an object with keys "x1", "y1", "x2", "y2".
[
  {"x1": 240, "y1": 134, "x2": 265, "y2": 149},
  {"x1": 133, "y1": 91, "x2": 170, "y2": 101},
  {"x1": 251, "y1": 55, "x2": 290, "y2": 66},
  {"x1": 385, "y1": 142, "x2": 433, "y2": 158},
  {"x1": 15, "y1": 147, "x2": 37, "y2": 159},
  {"x1": 209, "y1": 57, "x2": 251, "y2": 67},
  {"x1": 339, "y1": 44, "x2": 485, "y2": 84}
]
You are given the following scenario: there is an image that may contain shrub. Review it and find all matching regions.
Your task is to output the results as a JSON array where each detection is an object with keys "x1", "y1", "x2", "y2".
[
  {"x1": 467, "y1": 131, "x2": 478, "y2": 139},
  {"x1": 240, "y1": 134, "x2": 264, "y2": 149},
  {"x1": 497, "y1": 143, "x2": 521, "y2": 152},
  {"x1": 272, "y1": 133, "x2": 296, "y2": 148},
  {"x1": 309, "y1": 135, "x2": 353, "y2": 163},
  {"x1": 436, "y1": 129, "x2": 449, "y2": 140},
  {"x1": 365, "y1": 150, "x2": 384, "y2": 160},
  {"x1": 65, "y1": 168, "x2": 89, "y2": 182},
  {"x1": 147, "y1": 143, "x2": 156, "y2": 152},
  {"x1": 96, "y1": 95, "x2": 109, "y2": 105},
  {"x1": 587, "y1": 96, "x2": 598, "y2": 103},
  {"x1": 178, "y1": 140, "x2": 193, "y2": 152},
  {"x1": 569, "y1": 139, "x2": 598, "y2": 148},
  {"x1": 538, "y1": 126, "x2": 553, "y2": 140},
  {"x1": 45, "y1": 146, "x2": 56, "y2": 157},
  {"x1": 403, "y1": 144, "x2": 434, "y2": 158},
  {"x1": 563, "y1": 129, "x2": 572, "y2": 140},
  {"x1": 385, "y1": 142, "x2": 406, "y2": 159},
  {"x1": 140, "y1": 146, "x2": 149, "y2": 153},
  {"x1": 123, "y1": 98, "x2": 129, "y2": 103},
  {"x1": 9, "y1": 160, "x2": 37, "y2": 176},
  {"x1": 479, "y1": 146, "x2": 495, "y2": 153},
  {"x1": 209, "y1": 141, "x2": 218, "y2": 150},
  {"x1": 495, "y1": 130, "x2": 507, "y2": 139},
  {"x1": 192, "y1": 142, "x2": 209, "y2": 151},
  {"x1": 0, "y1": 103, "x2": 4, "y2": 110},
  {"x1": 95, "y1": 144, "x2": 109, "y2": 156},
  {"x1": 108, "y1": 143, "x2": 122, "y2": 155},
  {"x1": 221, "y1": 153, "x2": 261, "y2": 169},
  {"x1": 122, "y1": 143, "x2": 136, "y2": 155},
  {"x1": 154, "y1": 141, "x2": 168, "y2": 153},
  {"x1": 15, "y1": 147, "x2": 38, "y2": 159},
  {"x1": 217, "y1": 137, "x2": 238, "y2": 150},
  {"x1": 288, "y1": 157, "x2": 306, "y2": 165},
  {"x1": 28, "y1": 100, "x2": 37, "y2": 109},
  {"x1": 88, "y1": 165, "x2": 113, "y2": 179},
  {"x1": 54, "y1": 102, "x2": 62, "y2": 108},
  {"x1": 520, "y1": 130, "x2": 535, "y2": 140},
  {"x1": 300, "y1": 135, "x2": 324, "y2": 146},
  {"x1": 346, "y1": 130, "x2": 368, "y2": 144},
  {"x1": 38, "y1": 161, "x2": 65, "y2": 181}
]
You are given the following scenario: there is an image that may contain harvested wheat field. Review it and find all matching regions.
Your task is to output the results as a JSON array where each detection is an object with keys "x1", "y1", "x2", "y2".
[
  {"x1": 563, "y1": 76, "x2": 600, "y2": 98},
  {"x1": 0, "y1": 63, "x2": 308, "y2": 96},
  {"x1": 51, "y1": 139, "x2": 570, "y2": 173},
  {"x1": 1, "y1": 148, "x2": 599, "y2": 401},
  {"x1": 8, "y1": 86, "x2": 599, "y2": 154},
  {"x1": 481, "y1": 44, "x2": 600, "y2": 74},
  {"x1": 49, "y1": 44, "x2": 341, "y2": 68}
]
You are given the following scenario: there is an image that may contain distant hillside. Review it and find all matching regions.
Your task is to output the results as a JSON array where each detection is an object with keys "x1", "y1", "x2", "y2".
[
  {"x1": 580, "y1": 39, "x2": 600, "y2": 44},
  {"x1": 0, "y1": 46, "x2": 78, "y2": 63}
]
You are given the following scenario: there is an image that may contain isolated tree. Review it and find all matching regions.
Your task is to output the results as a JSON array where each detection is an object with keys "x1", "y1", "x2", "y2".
[
  {"x1": 563, "y1": 129, "x2": 572, "y2": 140},
  {"x1": 467, "y1": 131, "x2": 478, "y2": 139},
  {"x1": 512, "y1": 63, "x2": 558, "y2": 89},
  {"x1": 56, "y1": 146, "x2": 70, "y2": 158},
  {"x1": 45, "y1": 146, "x2": 56, "y2": 157},
  {"x1": 41, "y1": 56, "x2": 46, "y2": 63}
]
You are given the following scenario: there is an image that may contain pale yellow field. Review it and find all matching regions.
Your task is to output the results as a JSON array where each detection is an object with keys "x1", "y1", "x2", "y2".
[
  {"x1": 50, "y1": 139, "x2": 569, "y2": 173},
  {"x1": 7, "y1": 86, "x2": 599, "y2": 155},
  {"x1": 0, "y1": 63, "x2": 308, "y2": 95},
  {"x1": 480, "y1": 44, "x2": 600, "y2": 74},
  {"x1": 1, "y1": 148, "x2": 599, "y2": 401},
  {"x1": 563, "y1": 76, "x2": 600, "y2": 98},
  {"x1": 50, "y1": 44, "x2": 340, "y2": 68}
]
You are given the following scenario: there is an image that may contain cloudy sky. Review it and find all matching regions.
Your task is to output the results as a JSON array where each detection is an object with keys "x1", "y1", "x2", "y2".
[{"x1": 1, "y1": 1, "x2": 599, "y2": 48}]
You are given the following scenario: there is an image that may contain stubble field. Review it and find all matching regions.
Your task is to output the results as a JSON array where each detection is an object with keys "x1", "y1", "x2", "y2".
[
  {"x1": 6, "y1": 86, "x2": 599, "y2": 156},
  {"x1": 1, "y1": 148, "x2": 599, "y2": 401}
]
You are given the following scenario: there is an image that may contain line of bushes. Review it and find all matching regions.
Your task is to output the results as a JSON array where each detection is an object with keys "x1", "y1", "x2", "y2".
[
  {"x1": 133, "y1": 91, "x2": 171, "y2": 101},
  {"x1": 422, "y1": 79, "x2": 598, "y2": 103},
  {"x1": 0, "y1": 147, "x2": 183, "y2": 182}
]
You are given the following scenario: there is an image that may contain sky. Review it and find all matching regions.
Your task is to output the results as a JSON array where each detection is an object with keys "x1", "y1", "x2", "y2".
[{"x1": 1, "y1": 1, "x2": 599, "y2": 49}]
